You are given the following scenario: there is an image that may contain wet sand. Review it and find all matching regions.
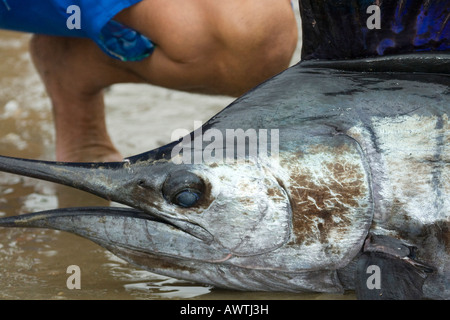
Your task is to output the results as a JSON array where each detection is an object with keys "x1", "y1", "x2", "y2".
[{"x1": 0, "y1": 3, "x2": 355, "y2": 300}]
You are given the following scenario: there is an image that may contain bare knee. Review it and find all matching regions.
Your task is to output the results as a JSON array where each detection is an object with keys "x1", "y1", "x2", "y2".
[
  {"x1": 213, "y1": 29, "x2": 298, "y2": 96},
  {"x1": 154, "y1": 20, "x2": 298, "y2": 97},
  {"x1": 221, "y1": 8, "x2": 298, "y2": 94},
  {"x1": 227, "y1": 34, "x2": 298, "y2": 95},
  {"x1": 198, "y1": 2, "x2": 299, "y2": 96}
]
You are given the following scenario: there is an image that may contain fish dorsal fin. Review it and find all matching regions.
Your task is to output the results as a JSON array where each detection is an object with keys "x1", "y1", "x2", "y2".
[{"x1": 299, "y1": 0, "x2": 450, "y2": 61}]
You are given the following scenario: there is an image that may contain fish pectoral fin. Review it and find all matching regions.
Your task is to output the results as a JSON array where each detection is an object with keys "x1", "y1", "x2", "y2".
[
  {"x1": 355, "y1": 233, "x2": 434, "y2": 300},
  {"x1": 355, "y1": 252, "x2": 429, "y2": 300}
]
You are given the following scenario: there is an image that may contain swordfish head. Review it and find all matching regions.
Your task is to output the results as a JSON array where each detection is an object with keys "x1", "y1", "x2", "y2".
[{"x1": 0, "y1": 81, "x2": 374, "y2": 292}]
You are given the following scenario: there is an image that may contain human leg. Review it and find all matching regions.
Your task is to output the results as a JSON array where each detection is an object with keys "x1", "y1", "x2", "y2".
[
  {"x1": 30, "y1": 35, "x2": 144, "y2": 162},
  {"x1": 29, "y1": 0, "x2": 298, "y2": 162}
]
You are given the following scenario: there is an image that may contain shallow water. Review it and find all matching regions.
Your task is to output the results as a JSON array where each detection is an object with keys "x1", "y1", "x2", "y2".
[{"x1": 0, "y1": 5, "x2": 355, "y2": 300}]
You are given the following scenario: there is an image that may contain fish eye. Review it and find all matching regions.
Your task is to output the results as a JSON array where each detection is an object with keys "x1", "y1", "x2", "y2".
[
  {"x1": 162, "y1": 171, "x2": 205, "y2": 208},
  {"x1": 174, "y1": 189, "x2": 201, "y2": 208}
]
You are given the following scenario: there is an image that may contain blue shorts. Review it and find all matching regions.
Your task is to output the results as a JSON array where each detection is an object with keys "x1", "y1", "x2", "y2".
[{"x1": 0, "y1": 0, "x2": 155, "y2": 61}]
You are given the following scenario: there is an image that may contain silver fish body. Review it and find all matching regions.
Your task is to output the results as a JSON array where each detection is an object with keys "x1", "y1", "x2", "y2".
[{"x1": 0, "y1": 55, "x2": 448, "y2": 299}]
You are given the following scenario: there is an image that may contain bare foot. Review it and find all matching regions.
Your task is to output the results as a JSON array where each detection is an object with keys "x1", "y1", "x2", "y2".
[{"x1": 56, "y1": 144, "x2": 123, "y2": 163}]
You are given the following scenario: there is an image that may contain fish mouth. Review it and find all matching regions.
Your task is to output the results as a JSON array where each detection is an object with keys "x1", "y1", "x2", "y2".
[{"x1": 0, "y1": 205, "x2": 229, "y2": 263}]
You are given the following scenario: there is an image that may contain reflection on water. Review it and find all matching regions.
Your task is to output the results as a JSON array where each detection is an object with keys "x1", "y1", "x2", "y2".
[{"x1": 0, "y1": 5, "x2": 356, "y2": 300}]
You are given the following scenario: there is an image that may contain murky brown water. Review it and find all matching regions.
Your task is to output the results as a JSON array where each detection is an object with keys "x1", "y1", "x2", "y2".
[{"x1": 0, "y1": 4, "x2": 355, "y2": 300}]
